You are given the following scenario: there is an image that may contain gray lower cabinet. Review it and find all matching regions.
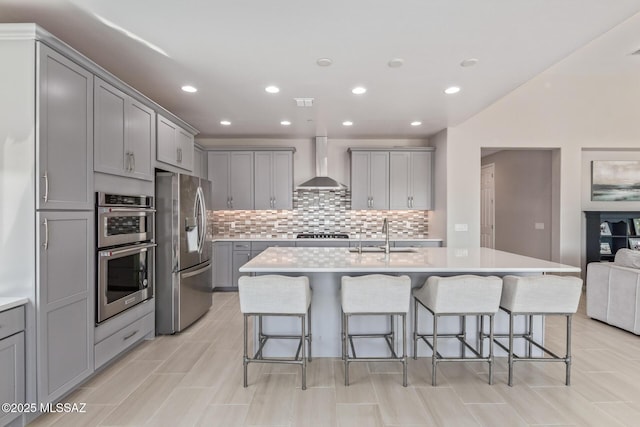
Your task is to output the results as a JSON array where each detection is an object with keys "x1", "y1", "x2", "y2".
[
  {"x1": 94, "y1": 311, "x2": 154, "y2": 370},
  {"x1": 213, "y1": 242, "x2": 233, "y2": 289},
  {"x1": 232, "y1": 242, "x2": 252, "y2": 287},
  {"x1": 394, "y1": 240, "x2": 442, "y2": 247},
  {"x1": 0, "y1": 307, "x2": 25, "y2": 427},
  {"x1": 36, "y1": 211, "x2": 94, "y2": 405},
  {"x1": 295, "y1": 241, "x2": 350, "y2": 248}
]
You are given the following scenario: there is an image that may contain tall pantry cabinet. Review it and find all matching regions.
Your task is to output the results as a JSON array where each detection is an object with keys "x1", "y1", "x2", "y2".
[{"x1": 0, "y1": 26, "x2": 94, "y2": 418}]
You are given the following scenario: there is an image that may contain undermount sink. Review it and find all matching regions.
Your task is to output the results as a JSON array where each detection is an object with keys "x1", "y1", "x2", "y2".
[{"x1": 348, "y1": 247, "x2": 417, "y2": 253}]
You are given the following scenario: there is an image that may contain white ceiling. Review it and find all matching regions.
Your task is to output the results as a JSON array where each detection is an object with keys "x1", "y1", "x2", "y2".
[{"x1": 2, "y1": 0, "x2": 640, "y2": 139}]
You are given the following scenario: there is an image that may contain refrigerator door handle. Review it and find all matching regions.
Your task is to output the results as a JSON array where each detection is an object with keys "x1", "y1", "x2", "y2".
[
  {"x1": 199, "y1": 186, "x2": 208, "y2": 254},
  {"x1": 181, "y1": 262, "x2": 212, "y2": 279}
]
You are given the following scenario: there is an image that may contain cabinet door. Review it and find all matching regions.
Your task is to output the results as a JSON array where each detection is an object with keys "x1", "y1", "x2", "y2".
[
  {"x1": 254, "y1": 152, "x2": 273, "y2": 209},
  {"x1": 208, "y1": 152, "x2": 230, "y2": 210},
  {"x1": 127, "y1": 98, "x2": 155, "y2": 181},
  {"x1": 37, "y1": 44, "x2": 93, "y2": 210},
  {"x1": 0, "y1": 332, "x2": 24, "y2": 427},
  {"x1": 389, "y1": 152, "x2": 411, "y2": 209},
  {"x1": 230, "y1": 152, "x2": 254, "y2": 210},
  {"x1": 350, "y1": 151, "x2": 371, "y2": 209},
  {"x1": 232, "y1": 250, "x2": 251, "y2": 287},
  {"x1": 157, "y1": 114, "x2": 178, "y2": 165},
  {"x1": 272, "y1": 151, "x2": 293, "y2": 209},
  {"x1": 193, "y1": 147, "x2": 203, "y2": 179},
  {"x1": 94, "y1": 77, "x2": 126, "y2": 177},
  {"x1": 177, "y1": 127, "x2": 194, "y2": 172},
  {"x1": 369, "y1": 152, "x2": 389, "y2": 209},
  {"x1": 213, "y1": 242, "x2": 232, "y2": 288},
  {"x1": 37, "y1": 211, "x2": 94, "y2": 404},
  {"x1": 409, "y1": 151, "x2": 433, "y2": 210}
]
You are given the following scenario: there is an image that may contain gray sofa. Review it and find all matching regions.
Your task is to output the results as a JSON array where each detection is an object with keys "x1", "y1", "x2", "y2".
[{"x1": 587, "y1": 249, "x2": 640, "y2": 334}]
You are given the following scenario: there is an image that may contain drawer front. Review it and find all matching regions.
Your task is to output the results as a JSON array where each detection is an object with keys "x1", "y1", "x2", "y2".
[
  {"x1": 233, "y1": 242, "x2": 251, "y2": 251},
  {"x1": 95, "y1": 312, "x2": 154, "y2": 369},
  {"x1": 0, "y1": 306, "x2": 25, "y2": 340},
  {"x1": 251, "y1": 241, "x2": 295, "y2": 252}
]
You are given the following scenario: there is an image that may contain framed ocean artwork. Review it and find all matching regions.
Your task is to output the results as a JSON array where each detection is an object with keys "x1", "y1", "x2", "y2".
[{"x1": 591, "y1": 160, "x2": 640, "y2": 201}]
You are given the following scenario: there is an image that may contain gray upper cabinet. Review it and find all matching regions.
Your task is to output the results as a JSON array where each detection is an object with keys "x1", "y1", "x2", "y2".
[
  {"x1": 208, "y1": 151, "x2": 254, "y2": 210},
  {"x1": 94, "y1": 77, "x2": 155, "y2": 181},
  {"x1": 193, "y1": 146, "x2": 208, "y2": 180},
  {"x1": 37, "y1": 43, "x2": 93, "y2": 210},
  {"x1": 36, "y1": 210, "x2": 93, "y2": 405},
  {"x1": 254, "y1": 151, "x2": 293, "y2": 209},
  {"x1": 389, "y1": 150, "x2": 433, "y2": 210},
  {"x1": 350, "y1": 151, "x2": 389, "y2": 210},
  {"x1": 157, "y1": 114, "x2": 195, "y2": 172}
]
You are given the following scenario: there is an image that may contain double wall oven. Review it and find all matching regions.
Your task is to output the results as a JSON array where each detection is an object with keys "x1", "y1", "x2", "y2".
[{"x1": 96, "y1": 193, "x2": 156, "y2": 323}]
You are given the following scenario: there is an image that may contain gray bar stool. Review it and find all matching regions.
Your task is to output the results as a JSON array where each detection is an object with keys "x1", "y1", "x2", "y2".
[
  {"x1": 495, "y1": 274, "x2": 582, "y2": 386},
  {"x1": 238, "y1": 275, "x2": 312, "y2": 390},
  {"x1": 413, "y1": 275, "x2": 503, "y2": 386},
  {"x1": 341, "y1": 274, "x2": 411, "y2": 387}
]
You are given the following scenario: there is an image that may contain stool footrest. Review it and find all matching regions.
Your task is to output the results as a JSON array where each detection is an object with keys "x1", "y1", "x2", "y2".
[
  {"x1": 417, "y1": 333, "x2": 484, "y2": 360},
  {"x1": 493, "y1": 335, "x2": 563, "y2": 360}
]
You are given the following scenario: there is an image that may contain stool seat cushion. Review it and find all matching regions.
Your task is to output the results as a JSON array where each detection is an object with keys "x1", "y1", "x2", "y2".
[
  {"x1": 239, "y1": 275, "x2": 311, "y2": 314},
  {"x1": 341, "y1": 274, "x2": 411, "y2": 314},
  {"x1": 500, "y1": 275, "x2": 582, "y2": 314},
  {"x1": 413, "y1": 275, "x2": 502, "y2": 314}
]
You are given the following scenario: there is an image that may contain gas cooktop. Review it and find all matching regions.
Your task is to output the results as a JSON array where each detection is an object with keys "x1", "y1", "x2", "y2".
[{"x1": 296, "y1": 233, "x2": 350, "y2": 239}]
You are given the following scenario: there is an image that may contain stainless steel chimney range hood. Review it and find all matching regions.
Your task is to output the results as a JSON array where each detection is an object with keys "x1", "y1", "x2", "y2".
[{"x1": 296, "y1": 136, "x2": 346, "y2": 191}]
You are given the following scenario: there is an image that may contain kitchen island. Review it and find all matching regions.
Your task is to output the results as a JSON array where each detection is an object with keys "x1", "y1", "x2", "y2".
[{"x1": 239, "y1": 247, "x2": 580, "y2": 357}]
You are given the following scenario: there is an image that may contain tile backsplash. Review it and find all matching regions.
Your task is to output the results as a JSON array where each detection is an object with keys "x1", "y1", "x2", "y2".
[{"x1": 209, "y1": 189, "x2": 429, "y2": 239}]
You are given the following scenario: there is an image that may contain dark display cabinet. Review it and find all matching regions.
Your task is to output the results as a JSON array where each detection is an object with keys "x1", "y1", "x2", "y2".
[{"x1": 585, "y1": 211, "x2": 640, "y2": 263}]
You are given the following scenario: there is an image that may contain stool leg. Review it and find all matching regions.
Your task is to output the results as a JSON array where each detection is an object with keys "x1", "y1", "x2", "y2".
[
  {"x1": 243, "y1": 314, "x2": 249, "y2": 388},
  {"x1": 308, "y1": 305, "x2": 312, "y2": 362},
  {"x1": 390, "y1": 314, "x2": 395, "y2": 357},
  {"x1": 301, "y1": 314, "x2": 307, "y2": 390},
  {"x1": 344, "y1": 314, "x2": 350, "y2": 386},
  {"x1": 461, "y1": 315, "x2": 466, "y2": 358},
  {"x1": 341, "y1": 312, "x2": 346, "y2": 361},
  {"x1": 527, "y1": 315, "x2": 533, "y2": 358},
  {"x1": 508, "y1": 313, "x2": 514, "y2": 387},
  {"x1": 489, "y1": 314, "x2": 495, "y2": 385},
  {"x1": 402, "y1": 313, "x2": 408, "y2": 387},
  {"x1": 566, "y1": 314, "x2": 572, "y2": 386},
  {"x1": 432, "y1": 314, "x2": 438, "y2": 386},
  {"x1": 413, "y1": 298, "x2": 418, "y2": 360},
  {"x1": 479, "y1": 315, "x2": 485, "y2": 357}
]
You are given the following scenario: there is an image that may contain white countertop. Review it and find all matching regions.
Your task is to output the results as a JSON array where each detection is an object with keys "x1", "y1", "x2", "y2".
[
  {"x1": 0, "y1": 297, "x2": 29, "y2": 312},
  {"x1": 212, "y1": 237, "x2": 443, "y2": 242},
  {"x1": 239, "y1": 247, "x2": 580, "y2": 274}
]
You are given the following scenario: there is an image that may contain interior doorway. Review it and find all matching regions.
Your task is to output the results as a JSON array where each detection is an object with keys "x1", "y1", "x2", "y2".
[
  {"x1": 480, "y1": 149, "x2": 558, "y2": 261},
  {"x1": 480, "y1": 163, "x2": 495, "y2": 248}
]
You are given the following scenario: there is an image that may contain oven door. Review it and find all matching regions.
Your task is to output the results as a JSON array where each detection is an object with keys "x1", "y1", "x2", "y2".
[
  {"x1": 97, "y1": 242, "x2": 156, "y2": 323},
  {"x1": 97, "y1": 207, "x2": 155, "y2": 248}
]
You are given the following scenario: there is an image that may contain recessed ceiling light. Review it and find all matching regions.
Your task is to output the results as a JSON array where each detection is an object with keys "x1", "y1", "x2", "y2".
[
  {"x1": 220, "y1": 120, "x2": 231, "y2": 126},
  {"x1": 342, "y1": 121, "x2": 353, "y2": 126},
  {"x1": 280, "y1": 120, "x2": 291, "y2": 126},
  {"x1": 388, "y1": 58, "x2": 404, "y2": 68},
  {"x1": 352, "y1": 86, "x2": 367, "y2": 95},
  {"x1": 181, "y1": 85, "x2": 197, "y2": 93},
  {"x1": 444, "y1": 86, "x2": 461, "y2": 95},
  {"x1": 265, "y1": 85, "x2": 280, "y2": 94},
  {"x1": 460, "y1": 58, "x2": 479, "y2": 67},
  {"x1": 411, "y1": 121, "x2": 422, "y2": 126},
  {"x1": 316, "y1": 58, "x2": 333, "y2": 67}
]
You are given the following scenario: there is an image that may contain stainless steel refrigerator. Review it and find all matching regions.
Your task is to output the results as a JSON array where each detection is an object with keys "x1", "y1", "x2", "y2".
[{"x1": 156, "y1": 172, "x2": 213, "y2": 334}]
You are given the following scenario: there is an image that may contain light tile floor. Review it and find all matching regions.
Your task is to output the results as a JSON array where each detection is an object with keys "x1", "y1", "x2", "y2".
[{"x1": 29, "y1": 292, "x2": 640, "y2": 426}]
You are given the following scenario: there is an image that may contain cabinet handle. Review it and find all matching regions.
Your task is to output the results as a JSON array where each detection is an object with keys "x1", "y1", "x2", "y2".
[
  {"x1": 410, "y1": 196, "x2": 414, "y2": 208},
  {"x1": 42, "y1": 218, "x2": 49, "y2": 250},
  {"x1": 226, "y1": 197, "x2": 230, "y2": 209},
  {"x1": 230, "y1": 197, "x2": 233, "y2": 209},
  {"x1": 131, "y1": 153, "x2": 135, "y2": 171},
  {"x1": 42, "y1": 171, "x2": 49, "y2": 203},
  {"x1": 123, "y1": 330, "x2": 138, "y2": 341},
  {"x1": 247, "y1": 253, "x2": 251, "y2": 260}
]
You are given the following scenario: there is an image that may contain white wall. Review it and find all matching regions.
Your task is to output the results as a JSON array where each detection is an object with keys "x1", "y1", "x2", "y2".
[
  {"x1": 430, "y1": 129, "x2": 448, "y2": 243},
  {"x1": 445, "y1": 70, "x2": 640, "y2": 266}
]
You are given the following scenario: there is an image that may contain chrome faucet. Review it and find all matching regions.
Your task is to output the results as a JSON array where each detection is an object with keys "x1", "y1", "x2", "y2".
[{"x1": 382, "y1": 218, "x2": 390, "y2": 254}]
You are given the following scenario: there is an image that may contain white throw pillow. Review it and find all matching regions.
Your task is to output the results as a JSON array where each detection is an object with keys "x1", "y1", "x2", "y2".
[{"x1": 614, "y1": 248, "x2": 640, "y2": 269}]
